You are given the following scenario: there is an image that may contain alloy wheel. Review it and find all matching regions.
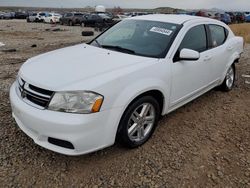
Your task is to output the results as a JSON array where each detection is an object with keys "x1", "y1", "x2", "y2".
[{"x1": 127, "y1": 103, "x2": 156, "y2": 142}]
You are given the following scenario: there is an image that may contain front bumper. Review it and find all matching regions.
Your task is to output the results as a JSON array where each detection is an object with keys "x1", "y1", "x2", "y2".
[{"x1": 9, "y1": 83, "x2": 123, "y2": 156}]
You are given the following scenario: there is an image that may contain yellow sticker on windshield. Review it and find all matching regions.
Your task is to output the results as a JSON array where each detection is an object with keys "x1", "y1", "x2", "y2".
[{"x1": 150, "y1": 27, "x2": 173, "y2": 36}]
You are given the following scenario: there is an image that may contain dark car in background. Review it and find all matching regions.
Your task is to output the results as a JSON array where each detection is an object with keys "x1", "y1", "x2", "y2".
[
  {"x1": 80, "y1": 14, "x2": 103, "y2": 27},
  {"x1": 80, "y1": 13, "x2": 114, "y2": 28},
  {"x1": 15, "y1": 11, "x2": 28, "y2": 19},
  {"x1": 235, "y1": 12, "x2": 245, "y2": 23},
  {"x1": 226, "y1": 12, "x2": 237, "y2": 23},
  {"x1": 59, "y1": 12, "x2": 85, "y2": 26},
  {"x1": 220, "y1": 13, "x2": 232, "y2": 24}
]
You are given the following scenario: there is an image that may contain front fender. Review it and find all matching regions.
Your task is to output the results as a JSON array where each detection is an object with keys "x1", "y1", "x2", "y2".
[{"x1": 112, "y1": 78, "x2": 169, "y2": 116}]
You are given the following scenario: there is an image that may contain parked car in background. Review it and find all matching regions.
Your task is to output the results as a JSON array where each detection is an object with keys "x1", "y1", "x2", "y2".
[
  {"x1": 27, "y1": 12, "x2": 47, "y2": 22},
  {"x1": 213, "y1": 13, "x2": 221, "y2": 20},
  {"x1": 10, "y1": 15, "x2": 244, "y2": 155},
  {"x1": 0, "y1": 12, "x2": 5, "y2": 19},
  {"x1": 80, "y1": 14, "x2": 104, "y2": 27},
  {"x1": 220, "y1": 13, "x2": 232, "y2": 24},
  {"x1": 80, "y1": 13, "x2": 114, "y2": 27},
  {"x1": 246, "y1": 15, "x2": 250, "y2": 22},
  {"x1": 244, "y1": 12, "x2": 250, "y2": 18},
  {"x1": 113, "y1": 14, "x2": 128, "y2": 22},
  {"x1": 98, "y1": 13, "x2": 113, "y2": 23},
  {"x1": 226, "y1": 12, "x2": 237, "y2": 23},
  {"x1": 4, "y1": 12, "x2": 10, "y2": 19},
  {"x1": 15, "y1": 11, "x2": 28, "y2": 19},
  {"x1": 44, "y1": 13, "x2": 62, "y2": 24},
  {"x1": 196, "y1": 11, "x2": 215, "y2": 18},
  {"x1": 235, "y1": 12, "x2": 245, "y2": 23},
  {"x1": 0, "y1": 12, "x2": 15, "y2": 19},
  {"x1": 244, "y1": 12, "x2": 250, "y2": 22},
  {"x1": 187, "y1": 12, "x2": 197, "y2": 16},
  {"x1": 59, "y1": 12, "x2": 85, "y2": 26}
]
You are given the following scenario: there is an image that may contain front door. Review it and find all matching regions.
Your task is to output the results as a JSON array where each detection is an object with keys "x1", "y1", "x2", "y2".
[{"x1": 170, "y1": 24, "x2": 214, "y2": 107}]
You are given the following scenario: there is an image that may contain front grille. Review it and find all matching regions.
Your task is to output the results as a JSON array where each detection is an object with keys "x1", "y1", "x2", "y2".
[{"x1": 17, "y1": 77, "x2": 54, "y2": 109}]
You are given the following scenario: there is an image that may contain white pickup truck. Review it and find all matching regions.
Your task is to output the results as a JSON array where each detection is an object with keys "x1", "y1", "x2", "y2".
[{"x1": 10, "y1": 15, "x2": 244, "y2": 155}]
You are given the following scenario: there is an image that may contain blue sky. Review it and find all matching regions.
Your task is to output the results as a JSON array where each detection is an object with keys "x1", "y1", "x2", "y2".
[{"x1": 0, "y1": 0, "x2": 249, "y2": 10}]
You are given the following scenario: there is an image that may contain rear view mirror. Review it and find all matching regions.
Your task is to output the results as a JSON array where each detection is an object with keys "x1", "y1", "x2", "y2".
[{"x1": 179, "y1": 48, "x2": 200, "y2": 61}]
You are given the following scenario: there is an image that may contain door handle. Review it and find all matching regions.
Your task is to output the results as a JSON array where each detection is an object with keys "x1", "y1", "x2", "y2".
[
  {"x1": 227, "y1": 46, "x2": 233, "y2": 51},
  {"x1": 204, "y1": 55, "x2": 212, "y2": 61}
]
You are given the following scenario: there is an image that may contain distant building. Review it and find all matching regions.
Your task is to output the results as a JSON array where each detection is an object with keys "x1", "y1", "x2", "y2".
[{"x1": 95, "y1": 5, "x2": 106, "y2": 13}]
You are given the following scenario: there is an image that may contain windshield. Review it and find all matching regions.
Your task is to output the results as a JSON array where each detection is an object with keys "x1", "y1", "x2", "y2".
[{"x1": 90, "y1": 19, "x2": 181, "y2": 58}]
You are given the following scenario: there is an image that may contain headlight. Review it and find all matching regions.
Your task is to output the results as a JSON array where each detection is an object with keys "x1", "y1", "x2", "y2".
[{"x1": 48, "y1": 91, "x2": 103, "y2": 114}]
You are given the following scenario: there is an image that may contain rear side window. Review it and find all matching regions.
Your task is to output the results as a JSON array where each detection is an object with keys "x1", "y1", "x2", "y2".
[
  {"x1": 208, "y1": 25, "x2": 228, "y2": 47},
  {"x1": 179, "y1": 25, "x2": 207, "y2": 53}
]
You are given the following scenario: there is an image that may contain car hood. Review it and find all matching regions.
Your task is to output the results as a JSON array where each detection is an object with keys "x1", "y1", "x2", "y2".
[{"x1": 19, "y1": 44, "x2": 155, "y2": 90}]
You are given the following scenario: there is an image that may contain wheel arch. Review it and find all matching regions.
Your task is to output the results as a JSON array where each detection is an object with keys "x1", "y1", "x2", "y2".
[
  {"x1": 115, "y1": 89, "x2": 165, "y2": 142},
  {"x1": 220, "y1": 52, "x2": 240, "y2": 84},
  {"x1": 127, "y1": 90, "x2": 165, "y2": 116}
]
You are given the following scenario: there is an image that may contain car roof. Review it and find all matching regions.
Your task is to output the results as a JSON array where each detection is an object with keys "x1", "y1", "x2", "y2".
[{"x1": 128, "y1": 14, "x2": 214, "y2": 24}]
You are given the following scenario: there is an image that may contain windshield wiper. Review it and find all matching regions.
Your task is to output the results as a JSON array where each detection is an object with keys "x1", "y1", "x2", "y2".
[{"x1": 101, "y1": 45, "x2": 135, "y2": 54}]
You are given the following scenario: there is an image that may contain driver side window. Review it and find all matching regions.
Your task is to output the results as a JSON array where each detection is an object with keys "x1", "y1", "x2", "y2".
[{"x1": 179, "y1": 25, "x2": 207, "y2": 53}]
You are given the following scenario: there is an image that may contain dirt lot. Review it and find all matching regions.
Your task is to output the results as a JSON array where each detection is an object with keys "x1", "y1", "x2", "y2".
[{"x1": 0, "y1": 20, "x2": 250, "y2": 187}]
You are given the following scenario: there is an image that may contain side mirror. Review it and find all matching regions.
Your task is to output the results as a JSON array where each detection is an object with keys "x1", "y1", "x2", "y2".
[{"x1": 179, "y1": 48, "x2": 200, "y2": 61}]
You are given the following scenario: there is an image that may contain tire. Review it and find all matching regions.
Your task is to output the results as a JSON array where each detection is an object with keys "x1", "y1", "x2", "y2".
[
  {"x1": 81, "y1": 31, "x2": 94, "y2": 36},
  {"x1": 68, "y1": 20, "x2": 73, "y2": 26},
  {"x1": 219, "y1": 64, "x2": 236, "y2": 92},
  {"x1": 116, "y1": 96, "x2": 160, "y2": 148}
]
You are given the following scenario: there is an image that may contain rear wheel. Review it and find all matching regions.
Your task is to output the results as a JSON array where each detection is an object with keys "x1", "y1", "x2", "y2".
[
  {"x1": 220, "y1": 64, "x2": 235, "y2": 91},
  {"x1": 116, "y1": 96, "x2": 160, "y2": 148}
]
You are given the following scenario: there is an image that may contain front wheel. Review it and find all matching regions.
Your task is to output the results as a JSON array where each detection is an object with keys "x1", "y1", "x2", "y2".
[
  {"x1": 116, "y1": 96, "x2": 160, "y2": 148},
  {"x1": 220, "y1": 64, "x2": 235, "y2": 91}
]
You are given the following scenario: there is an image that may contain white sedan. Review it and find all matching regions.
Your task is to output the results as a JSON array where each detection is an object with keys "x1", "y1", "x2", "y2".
[
  {"x1": 10, "y1": 15, "x2": 244, "y2": 155},
  {"x1": 44, "y1": 13, "x2": 62, "y2": 23}
]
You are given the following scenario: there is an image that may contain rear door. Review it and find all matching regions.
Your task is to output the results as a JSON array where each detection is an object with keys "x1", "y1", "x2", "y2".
[
  {"x1": 206, "y1": 24, "x2": 231, "y2": 81},
  {"x1": 170, "y1": 24, "x2": 214, "y2": 107}
]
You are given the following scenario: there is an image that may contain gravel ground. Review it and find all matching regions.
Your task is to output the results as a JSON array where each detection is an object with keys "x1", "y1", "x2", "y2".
[{"x1": 0, "y1": 20, "x2": 250, "y2": 187}]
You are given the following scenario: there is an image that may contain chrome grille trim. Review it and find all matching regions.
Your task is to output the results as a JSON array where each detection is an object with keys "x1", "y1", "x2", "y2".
[
  {"x1": 23, "y1": 84, "x2": 51, "y2": 99},
  {"x1": 16, "y1": 77, "x2": 54, "y2": 109}
]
